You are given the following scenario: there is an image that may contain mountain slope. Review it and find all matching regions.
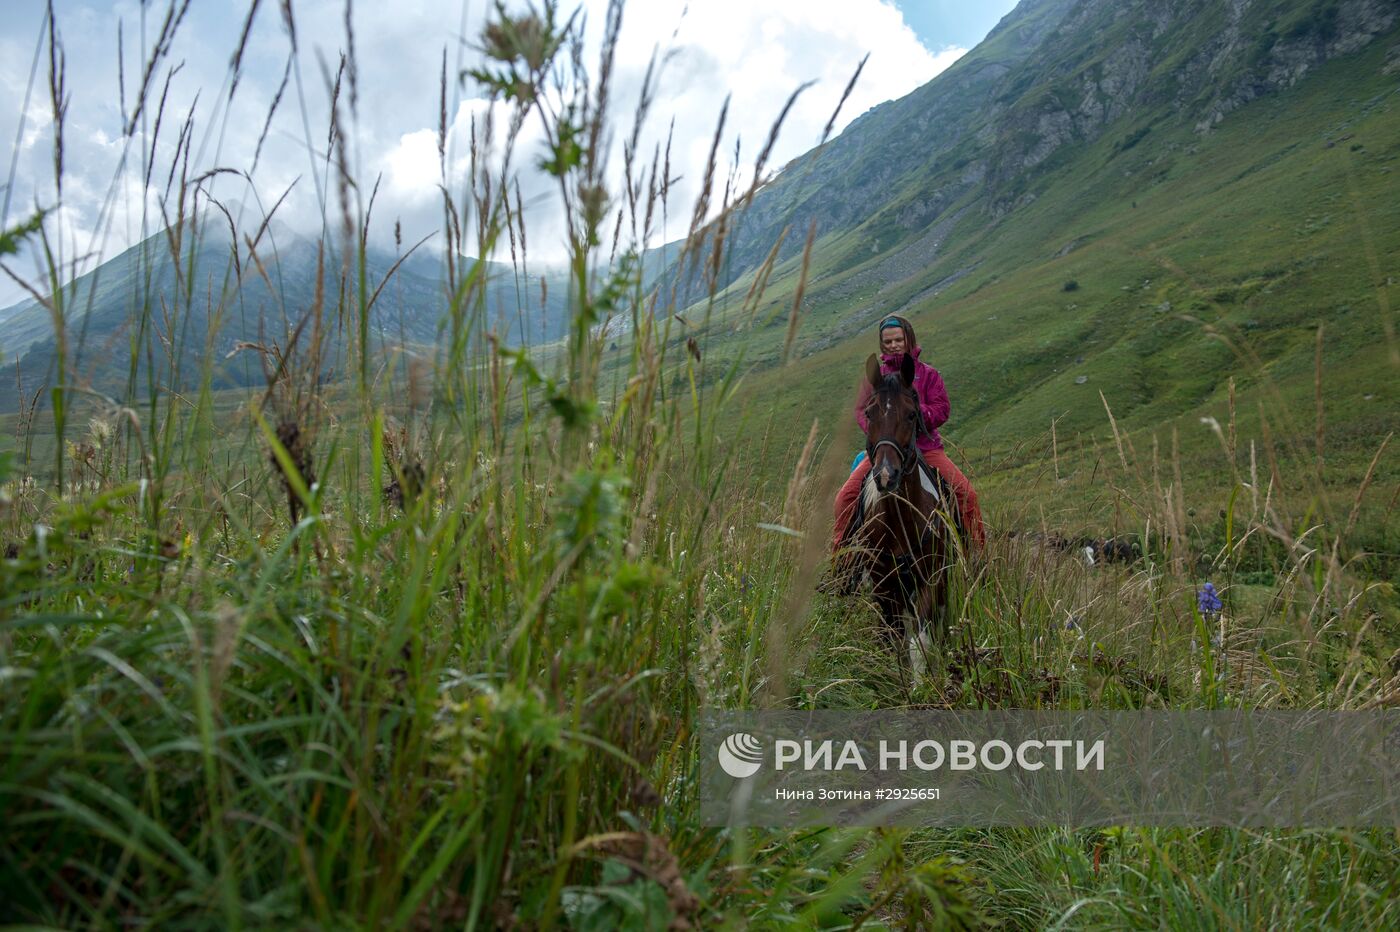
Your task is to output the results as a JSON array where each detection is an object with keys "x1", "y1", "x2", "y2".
[
  {"x1": 632, "y1": 0, "x2": 1398, "y2": 547},
  {"x1": 661, "y1": 0, "x2": 1396, "y2": 300},
  {"x1": 0, "y1": 217, "x2": 572, "y2": 410}
]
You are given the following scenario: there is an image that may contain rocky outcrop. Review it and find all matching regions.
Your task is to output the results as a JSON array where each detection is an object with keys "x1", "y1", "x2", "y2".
[
  {"x1": 988, "y1": 0, "x2": 1395, "y2": 203},
  {"x1": 1193, "y1": 0, "x2": 1397, "y2": 131}
]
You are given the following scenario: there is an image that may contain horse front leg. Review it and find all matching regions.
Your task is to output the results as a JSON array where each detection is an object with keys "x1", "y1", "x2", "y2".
[
  {"x1": 912, "y1": 517, "x2": 957, "y2": 680},
  {"x1": 908, "y1": 557, "x2": 949, "y2": 692},
  {"x1": 907, "y1": 590, "x2": 937, "y2": 690},
  {"x1": 869, "y1": 589, "x2": 913, "y2": 695},
  {"x1": 875, "y1": 594, "x2": 904, "y2": 656}
]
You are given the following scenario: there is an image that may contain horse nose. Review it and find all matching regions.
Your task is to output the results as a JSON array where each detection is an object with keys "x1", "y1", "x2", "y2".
[{"x1": 874, "y1": 466, "x2": 894, "y2": 492}]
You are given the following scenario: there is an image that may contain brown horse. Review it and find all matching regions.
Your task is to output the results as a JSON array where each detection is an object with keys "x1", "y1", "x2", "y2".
[{"x1": 852, "y1": 351, "x2": 956, "y2": 683}]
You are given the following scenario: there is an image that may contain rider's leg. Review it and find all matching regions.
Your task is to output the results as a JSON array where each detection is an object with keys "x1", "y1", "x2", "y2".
[
  {"x1": 920, "y1": 448, "x2": 986, "y2": 550},
  {"x1": 832, "y1": 458, "x2": 874, "y2": 553}
]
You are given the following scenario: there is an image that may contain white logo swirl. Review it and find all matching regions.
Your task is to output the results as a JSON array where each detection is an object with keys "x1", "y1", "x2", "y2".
[{"x1": 717, "y1": 732, "x2": 763, "y2": 778}]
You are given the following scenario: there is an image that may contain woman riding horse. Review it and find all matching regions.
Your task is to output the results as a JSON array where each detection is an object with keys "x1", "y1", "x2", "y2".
[
  {"x1": 836, "y1": 350, "x2": 954, "y2": 681},
  {"x1": 832, "y1": 315, "x2": 985, "y2": 558}
]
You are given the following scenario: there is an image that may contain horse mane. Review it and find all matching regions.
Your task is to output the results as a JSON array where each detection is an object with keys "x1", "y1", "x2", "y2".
[{"x1": 874, "y1": 370, "x2": 908, "y2": 394}]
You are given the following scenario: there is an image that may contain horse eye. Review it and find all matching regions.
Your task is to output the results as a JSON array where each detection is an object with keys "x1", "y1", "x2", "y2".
[{"x1": 906, "y1": 410, "x2": 917, "y2": 420}]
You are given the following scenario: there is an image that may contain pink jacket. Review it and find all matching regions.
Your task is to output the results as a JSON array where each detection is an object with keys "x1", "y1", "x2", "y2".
[{"x1": 854, "y1": 346, "x2": 949, "y2": 452}]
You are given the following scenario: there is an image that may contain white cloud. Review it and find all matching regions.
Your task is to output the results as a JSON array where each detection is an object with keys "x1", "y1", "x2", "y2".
[
  {"x1": 382, "y1": 129, "x2": 440, "y2": 204},
  {"x1": 0, "y1": 0, "x2": 966, "y2": 309}
]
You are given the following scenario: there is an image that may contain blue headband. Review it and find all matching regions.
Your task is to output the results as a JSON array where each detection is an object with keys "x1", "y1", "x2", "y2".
[{"x1": 880, "y1": 317, "x2": 902, "y2": 330}]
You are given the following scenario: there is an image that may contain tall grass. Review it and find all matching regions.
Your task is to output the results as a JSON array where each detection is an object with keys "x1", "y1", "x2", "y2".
[{"x1": 2, "y1": 1, "x2": 1397, "y2": 929}]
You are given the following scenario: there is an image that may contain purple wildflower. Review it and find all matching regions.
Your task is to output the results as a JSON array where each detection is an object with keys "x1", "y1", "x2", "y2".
[{"x1": 1197, "y1": 582, "x2": 1222, "y2": 615}]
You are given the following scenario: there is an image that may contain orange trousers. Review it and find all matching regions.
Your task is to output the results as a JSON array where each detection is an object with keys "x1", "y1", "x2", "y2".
[{"x1": 832, "y1": 447, "x2": 985, "y2": 552}]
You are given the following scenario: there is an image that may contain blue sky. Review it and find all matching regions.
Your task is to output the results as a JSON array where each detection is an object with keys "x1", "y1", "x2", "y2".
[
  {"x1": 0, "y1": 0, "x2": 1022, "y2": 309},
  {"x1": 895, "y1": 1, "x2": 1021, "y2": 49}
]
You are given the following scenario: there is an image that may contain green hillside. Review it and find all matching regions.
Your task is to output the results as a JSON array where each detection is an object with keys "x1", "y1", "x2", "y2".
[{"x1": 639, "y1": 6, "x2": 1398, "y2": 562}]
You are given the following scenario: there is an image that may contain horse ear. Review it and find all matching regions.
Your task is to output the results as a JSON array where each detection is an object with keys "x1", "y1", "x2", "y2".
[
  {"x1": 900, "y1": 350, "x2": 916, "y2": 387},
  {"x1": 865, "y1": 354, "x2": 882, "y2": 388}
]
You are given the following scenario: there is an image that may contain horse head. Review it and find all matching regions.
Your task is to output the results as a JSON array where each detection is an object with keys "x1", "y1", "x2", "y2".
[{"x1": 862, "y1": 351, "x2": 920, "y2": 496}]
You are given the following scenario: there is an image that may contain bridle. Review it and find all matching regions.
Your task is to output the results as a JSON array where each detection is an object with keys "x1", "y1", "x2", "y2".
[{"x1": 866, "y1": 385, "x2": 923, "y2": 491}]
